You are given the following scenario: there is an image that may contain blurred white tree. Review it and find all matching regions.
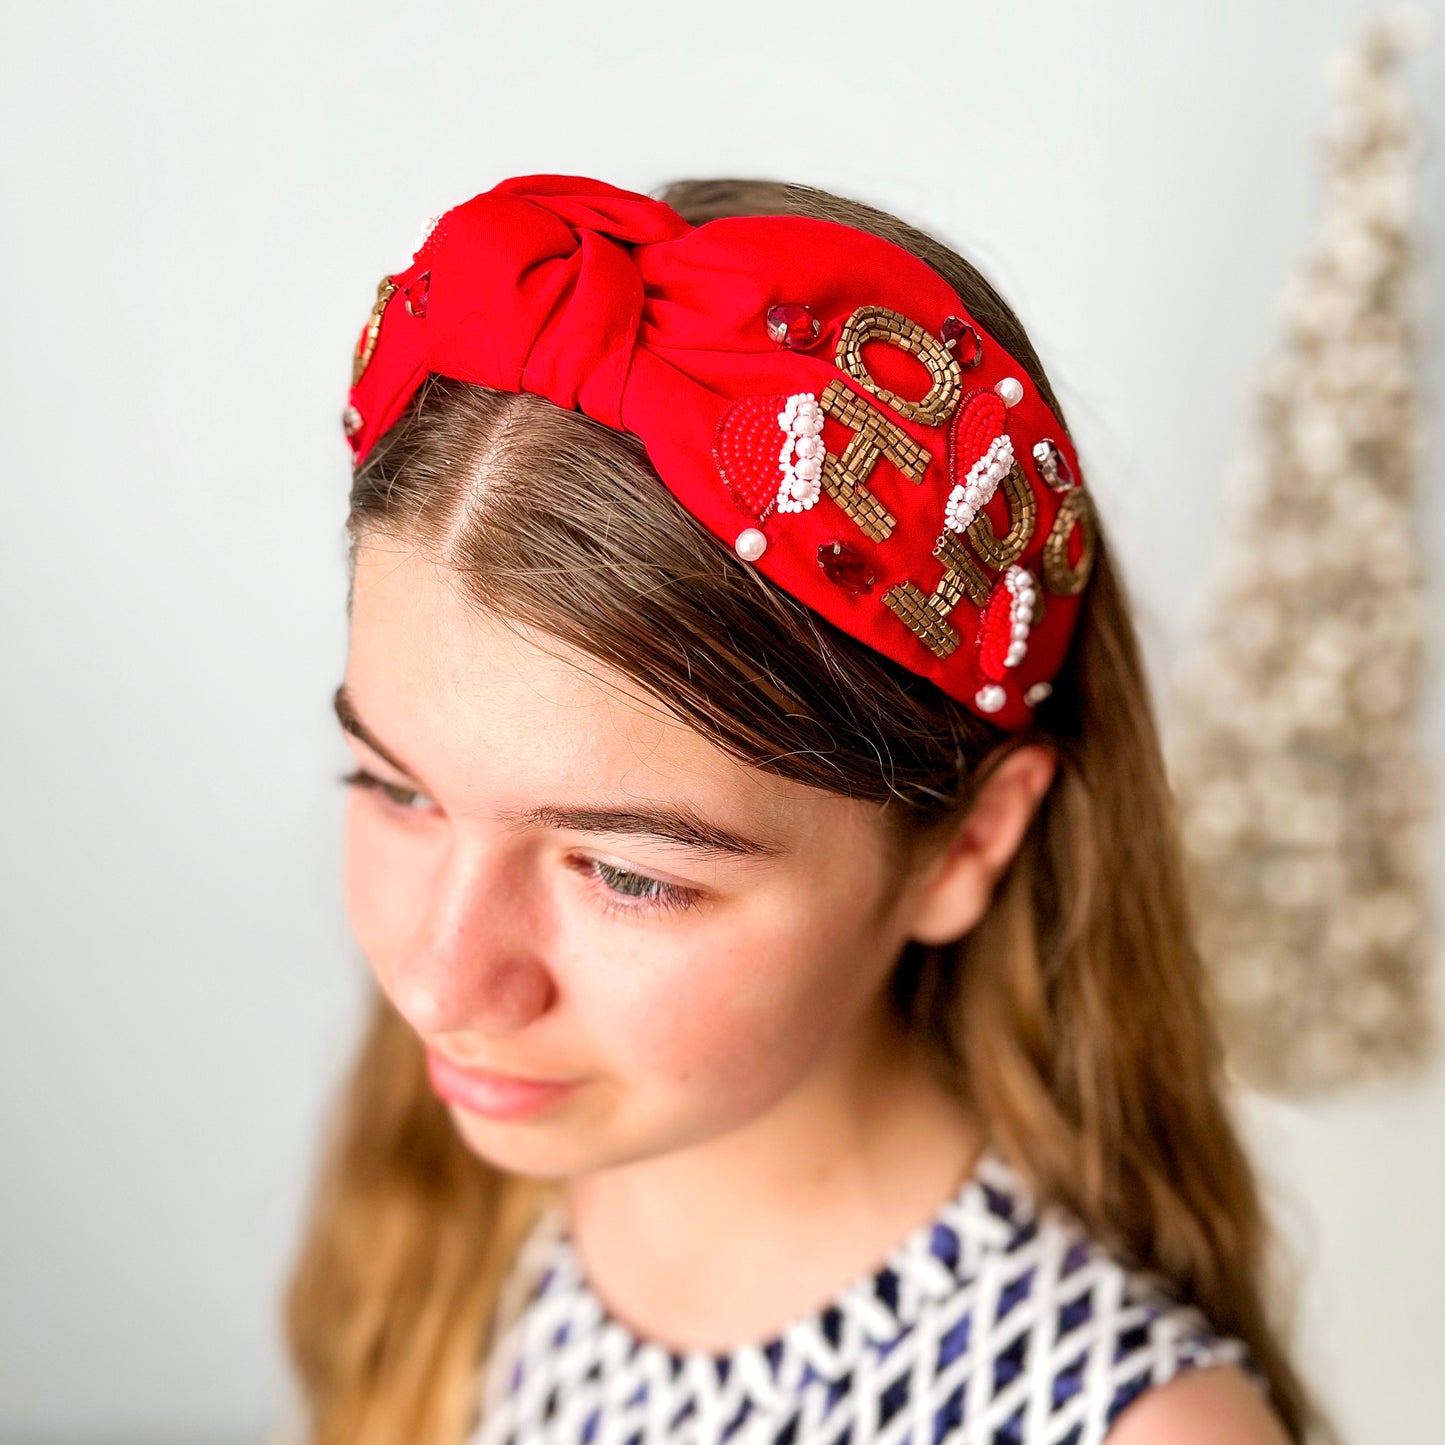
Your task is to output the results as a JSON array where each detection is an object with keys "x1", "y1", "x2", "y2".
[{"x1": 1166, "y1": 9, "x2": 1436, "y2": 1092}]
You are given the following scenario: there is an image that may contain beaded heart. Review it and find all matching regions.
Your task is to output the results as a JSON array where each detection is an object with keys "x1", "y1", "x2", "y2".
[
  {"x1": 943, "y1": 389, "x2": 1012, "y2": 535},
  {"x1": 974, "y1": 565, "x2": 1039, "y2": 713},
  {"x1": 714, "y1": 391, "x2": 824, "y2": 521}
]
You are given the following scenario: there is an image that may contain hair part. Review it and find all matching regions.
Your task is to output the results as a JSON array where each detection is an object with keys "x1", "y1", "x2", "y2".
[{"x1": 281, "y1": 178, "x2": 1332, "y2": 1445}]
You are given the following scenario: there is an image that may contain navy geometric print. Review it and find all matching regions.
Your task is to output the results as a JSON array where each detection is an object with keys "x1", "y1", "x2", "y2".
[{"x1": 468, "y1": 1146, "x2": 1270, "y2": 1444}]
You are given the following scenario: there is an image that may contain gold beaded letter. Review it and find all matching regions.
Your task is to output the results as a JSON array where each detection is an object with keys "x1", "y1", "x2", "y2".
[
  {"x1": 352, "y1": 275, "x2": 398, "y2": 386},
  {"x1": 881, "y1": 532, "x2": 993, "y2": 660},
  {"x1": 881, "y1": 463, "x2": 1044, "y2": 660},
  {"x1": 835, "y1": 306, "x2": 964, "y2": 427},
  {"x1": 1041, "y1": 488, "x2": 1097, "y2": 596},
  {"x1": 963, "y1": 460, "x2": 1037, "y2": 570},
  {"x1": 817, "y1": 380, "x2": 932, "y2": 542}
]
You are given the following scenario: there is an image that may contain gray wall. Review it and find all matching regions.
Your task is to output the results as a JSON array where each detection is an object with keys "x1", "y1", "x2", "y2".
[{"x1": 2, "y1": 2, "x2": 1442, "y2": 1441}]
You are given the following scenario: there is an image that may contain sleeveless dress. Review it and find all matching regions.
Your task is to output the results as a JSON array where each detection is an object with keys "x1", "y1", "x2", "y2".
[{"x1": 467, "y1": 1144, "x2": 1270, "y2": 1445}]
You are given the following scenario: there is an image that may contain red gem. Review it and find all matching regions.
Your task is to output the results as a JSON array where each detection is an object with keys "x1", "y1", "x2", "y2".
[
  {"x1": 941, "y1": 316, "x2": 983, "y2": 366},
  {"x1": 765, "y1": 304, "x2": 820, "y2": 349},
  {"x1": 404, "y1": 270, "x2": 431, "y2": 318},
  {"x1": 818, "y1": 540, "x2": 876, "y2": 595}
]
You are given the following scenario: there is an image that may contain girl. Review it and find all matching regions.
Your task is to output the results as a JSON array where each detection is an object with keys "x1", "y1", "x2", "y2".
[{"x1": 282, "y1": 176, "x2": 1327, "y2": 1445}]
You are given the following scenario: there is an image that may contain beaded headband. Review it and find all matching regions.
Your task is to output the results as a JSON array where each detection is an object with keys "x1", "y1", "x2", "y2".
[{"x1": 343, "y1": 174, "x2": 1097, "y2": 730}]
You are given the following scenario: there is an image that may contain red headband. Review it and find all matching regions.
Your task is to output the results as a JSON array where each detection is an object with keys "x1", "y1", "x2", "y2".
[{"x1": 344, "y1": 175, "x2": 1097, "y2": 730}]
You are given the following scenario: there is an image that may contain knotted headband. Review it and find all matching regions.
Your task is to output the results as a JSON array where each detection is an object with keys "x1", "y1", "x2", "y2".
[{"x1": 344, "y1": 174, "x2": 1097, "y2": 731}]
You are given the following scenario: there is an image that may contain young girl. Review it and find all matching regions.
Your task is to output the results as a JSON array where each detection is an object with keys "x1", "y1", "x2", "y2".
[{"x1": 283, "y1": 175, "x2": 1327, "y2": 1445}]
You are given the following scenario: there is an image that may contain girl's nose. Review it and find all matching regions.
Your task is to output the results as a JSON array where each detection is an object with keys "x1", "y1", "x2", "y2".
[{"x1": 388, "y1": 839, "x2": 557, "y2": 1038}]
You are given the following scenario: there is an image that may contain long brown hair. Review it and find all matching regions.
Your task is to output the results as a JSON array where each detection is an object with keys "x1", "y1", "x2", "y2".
[{"x1": 281, "y1": 179, "x2": 1331, "y2": 1445}]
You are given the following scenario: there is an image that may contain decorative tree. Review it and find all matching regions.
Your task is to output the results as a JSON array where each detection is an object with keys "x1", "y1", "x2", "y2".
[{"x1": 1166, "y1": 11, "x2": 1436, "y2": 1092}]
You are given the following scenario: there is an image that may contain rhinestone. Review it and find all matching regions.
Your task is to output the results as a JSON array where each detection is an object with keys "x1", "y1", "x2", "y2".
[
  {"x1": 817, "y1": 540, "x2": 876, "y2": 595},
  {"x1": 765, "y1": 304, "x2": 821, "y2": 349},
  {"x1": 342, "y1": 405, "x2": 363, "y2": 437},
  {"x1": 995, "y1": 377, "x2": 1024, "y2": 407},
  {"x1": 734, "y1": 528, "x2": 768, "y2": 561},
  {"x1": 1032, "y1": 439, "x2": 1076, "y2": 490},
  {"x1": 404, "y1": 270, "x2": 431, "y2": 318},
  {"x1": 940, "y1": 316, "x2": 983, "y2": 366}
]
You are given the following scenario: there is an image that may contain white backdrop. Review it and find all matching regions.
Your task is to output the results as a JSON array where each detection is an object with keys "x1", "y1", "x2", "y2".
[{"x1": 2, "y1": 2, "x2": 1442, "y2": 1441}]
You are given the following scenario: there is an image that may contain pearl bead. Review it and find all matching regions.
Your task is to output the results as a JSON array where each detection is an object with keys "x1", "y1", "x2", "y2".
[
  {"x1": 734, "y1": 528, "x2": 768, "y2": 561},
  {"x1": 1025, "y1": 681, "x2": 1053, "y2": 705},
  {"x1": 995, "y1": 377, "x2": 1024, "y2": 406},
  {"x1": 975, "y1": 684, "x2": 1006, "y2": 713},
  {"x1": 342, "y1": 405, "x2": 363, "y2": 437}
]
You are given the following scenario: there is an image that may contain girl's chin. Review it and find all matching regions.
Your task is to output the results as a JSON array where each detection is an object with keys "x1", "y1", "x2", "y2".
[{"x1": 442, "y1": 1097, "x2": 615, "y2": 1180}]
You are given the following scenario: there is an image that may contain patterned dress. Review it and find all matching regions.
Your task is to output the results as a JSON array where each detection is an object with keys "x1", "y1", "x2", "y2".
[{"x1": 468, "y1": 1145, "x2": 1269, "y2": 1445}]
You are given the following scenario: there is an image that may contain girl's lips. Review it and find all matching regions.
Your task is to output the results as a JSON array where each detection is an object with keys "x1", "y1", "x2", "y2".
[{"x1": 425, "y1": 1048, "x2": 580, "y2": 1119}]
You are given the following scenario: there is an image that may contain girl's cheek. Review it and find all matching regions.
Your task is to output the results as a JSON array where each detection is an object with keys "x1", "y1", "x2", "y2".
[
  {"x1": 594, "y1": 927, "x2": 825, "y2": 1087},
  {"x1": 343, "y1": 813, "x2": 429, "y2": 964},
  {"x1": 656, "y1": 898, "x2": 885, "y2": 1092}
]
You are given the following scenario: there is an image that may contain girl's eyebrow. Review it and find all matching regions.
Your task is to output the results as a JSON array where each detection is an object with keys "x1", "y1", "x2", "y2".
[
  {"x1": 495, "y1": 802, "x2": 788, "y2": 861},
  {"x1": 332, "y1": 684, "x2": 789, "y2": 862},
  {"x1": 334, "y1": 683, "x2": 418, "y2": 779}
]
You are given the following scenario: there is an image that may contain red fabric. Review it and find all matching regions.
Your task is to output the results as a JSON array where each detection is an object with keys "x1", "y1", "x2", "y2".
[{"x1": 345, "y1": 174, "x2": 1092, "y2": 730}]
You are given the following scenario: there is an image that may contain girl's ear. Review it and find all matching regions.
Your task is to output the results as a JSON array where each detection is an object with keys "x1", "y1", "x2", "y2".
[{"x1": 902, "y1": 743, "x2": 1058, "y2": 948}]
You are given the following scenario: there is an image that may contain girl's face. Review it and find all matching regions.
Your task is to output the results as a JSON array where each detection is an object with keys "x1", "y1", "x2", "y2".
[{"x1": 340, "y1": 540, "x2": 937, "y2": 1181}]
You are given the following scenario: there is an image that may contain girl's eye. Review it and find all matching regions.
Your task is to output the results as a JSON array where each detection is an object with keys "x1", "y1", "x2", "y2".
[
  {"x1": 341, "y1": 768, "x2": 437, "y2": 815},
  {"x1": 342, "y1": 769, "x2": 701, "y2": 919},
  {"x1": 583, "y1": 858, "x2": 701, "y2": 918}
]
